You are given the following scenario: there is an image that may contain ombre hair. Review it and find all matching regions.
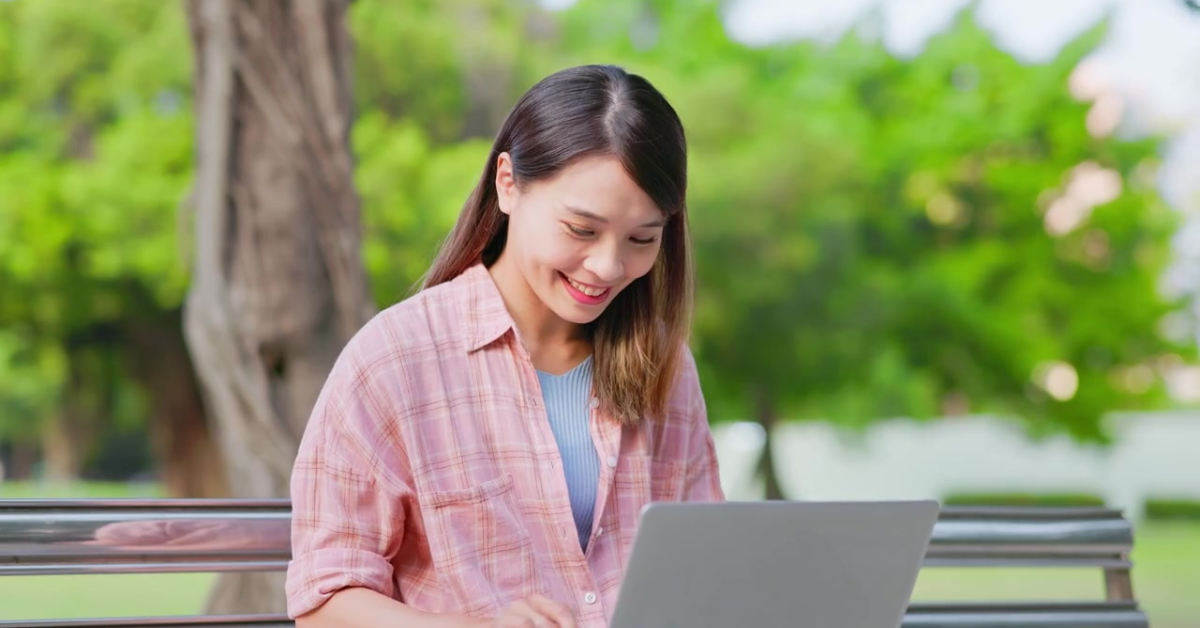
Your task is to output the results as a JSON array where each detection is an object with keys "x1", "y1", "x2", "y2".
[{"x1": 422, "y1": 64, "x2": 692, "y2": 426}]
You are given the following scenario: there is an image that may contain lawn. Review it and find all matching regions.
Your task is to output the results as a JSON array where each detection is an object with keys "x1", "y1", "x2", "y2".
[
  {"x1": 0, "y1": 481, "x2": 162, "y2": 499},
  {"x1": 2, "y1": 482, "x2": 1197, "y2": 625}
]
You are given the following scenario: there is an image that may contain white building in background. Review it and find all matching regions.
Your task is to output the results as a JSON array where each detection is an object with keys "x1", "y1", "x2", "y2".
[{"x1": 712, "y1": 412, "x2": 1200, "y2": 522}]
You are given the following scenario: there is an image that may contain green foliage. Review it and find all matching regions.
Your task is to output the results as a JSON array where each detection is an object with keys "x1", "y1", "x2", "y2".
[
  {"x1": 530, "y1": 2, "x2": 1191, "y2": 439},
  {"x1": 0, "y1": 0, "x2": 191, "y2": 441},
  {"x1": 0, "y1": 0, "x2": 1191, "y2": 456},
  {"x1": 349, "y1": 0, "x2": 543, "y2": 142},
  {"x1": 353, "y1": 113, "x2": 493, "y2": 301},
  {"x1": 0, "y1": 331, "x2": 64, "y2": 440}
]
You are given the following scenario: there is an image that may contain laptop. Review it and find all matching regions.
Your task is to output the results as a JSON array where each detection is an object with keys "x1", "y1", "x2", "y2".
[{"x1": 608, "y1": 500, "x2": 940, "y2": 628}]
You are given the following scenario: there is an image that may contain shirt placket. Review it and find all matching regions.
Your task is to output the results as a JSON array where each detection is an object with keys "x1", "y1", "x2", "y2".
[
  {"x1": 580, "y1": 395, "x2": 622, "y2": 622},
  {"x1": 509, "y1": 337, "x2": 607, "y2": 620}
]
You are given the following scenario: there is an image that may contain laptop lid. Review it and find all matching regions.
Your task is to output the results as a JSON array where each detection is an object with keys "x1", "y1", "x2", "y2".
[{"x1": 609, "y1": 500, "x2": 940, "y2": 628}]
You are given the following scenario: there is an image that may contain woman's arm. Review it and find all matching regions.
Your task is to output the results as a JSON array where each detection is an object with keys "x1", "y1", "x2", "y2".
[
  {"x1": 295, "y1": 587, "x2": 484, "y2": 628},
  {"x1": 296, "y1": 587, "x2": 577, "y2": 628},
  {"x1": 286, "y1": 329, "x2": 422, "y2": 621}
]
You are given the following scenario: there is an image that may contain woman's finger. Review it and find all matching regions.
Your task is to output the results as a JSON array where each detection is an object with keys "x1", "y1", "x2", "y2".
[{"x1": 525, "y1": 594, "x2": 577, "y2": 628}]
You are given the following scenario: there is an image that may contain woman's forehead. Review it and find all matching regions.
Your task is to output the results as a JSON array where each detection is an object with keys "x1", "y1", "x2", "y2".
[{"x1": 535, "y1": 156, "x2": 664, "y2": 223}]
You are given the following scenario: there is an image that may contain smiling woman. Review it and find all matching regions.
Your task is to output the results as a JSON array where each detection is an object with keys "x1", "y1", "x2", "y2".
[
  {"x1": 424, "y1": 64, "x2": 694, "y2": 414},
  {"x1": 285, "y1": 64, "x2": 723, "y2": 628},
  {"x1": 490, "y1": 154, "x2": 668, "y2": 354}
]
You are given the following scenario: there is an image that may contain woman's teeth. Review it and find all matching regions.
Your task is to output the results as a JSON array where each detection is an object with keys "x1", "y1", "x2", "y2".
[{"x1": 568, "y1": 277, "x2": 607, "y2": 297}]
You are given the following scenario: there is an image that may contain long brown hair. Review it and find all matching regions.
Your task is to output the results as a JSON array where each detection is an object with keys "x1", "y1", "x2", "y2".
[{"x1": 422, "y1": 64, "x2": 692, "y2": 426}]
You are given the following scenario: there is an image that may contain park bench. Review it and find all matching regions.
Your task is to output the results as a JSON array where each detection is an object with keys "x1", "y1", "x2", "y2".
[{"x1": 0, "y1": 499, "x2": 1149, "y2": 627}]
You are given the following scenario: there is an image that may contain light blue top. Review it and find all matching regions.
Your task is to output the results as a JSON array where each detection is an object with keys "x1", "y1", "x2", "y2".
[{"x1": 537, "y1": 355, "x2": 601, "y2": 551}]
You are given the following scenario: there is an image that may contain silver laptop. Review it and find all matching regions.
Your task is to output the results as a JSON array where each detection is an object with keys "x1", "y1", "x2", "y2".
[{"x1": 609, "y1": 500, "x2": 940, "y2": 628}]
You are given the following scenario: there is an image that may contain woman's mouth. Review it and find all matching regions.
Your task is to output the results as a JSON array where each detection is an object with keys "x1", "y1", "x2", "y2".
[{"x1": 560, "y1": 272, "x2": 611, "y2": 304}]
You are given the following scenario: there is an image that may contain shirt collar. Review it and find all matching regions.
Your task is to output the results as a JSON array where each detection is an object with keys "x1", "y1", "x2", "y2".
[{"x1": 462, "y1": 262, "x2": 517, "y2": 352}]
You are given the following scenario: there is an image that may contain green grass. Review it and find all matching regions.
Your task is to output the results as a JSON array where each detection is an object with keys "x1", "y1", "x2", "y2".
[
  {"x1": 0, "y1": 481, "x2": 162, "y2": 498},
  {"x1": 0, "y1": 573, "x2": 217, "y2": 620},
  {"x1": 2, "y1": 483, "x2": 1197, "y2": 625}
]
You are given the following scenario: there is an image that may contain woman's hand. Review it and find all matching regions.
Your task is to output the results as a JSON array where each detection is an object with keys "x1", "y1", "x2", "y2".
[{"x1": 487, "y1": 594, "x2": 578, "y2": 628}]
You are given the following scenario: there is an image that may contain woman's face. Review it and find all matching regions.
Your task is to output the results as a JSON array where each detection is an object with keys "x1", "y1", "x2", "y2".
[{"x1": 495, "y1": 153, "x2": 665, "y2": 326}]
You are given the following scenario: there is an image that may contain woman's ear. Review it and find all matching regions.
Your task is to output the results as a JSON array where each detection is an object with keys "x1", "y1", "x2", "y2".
[{"x1": 495, "y1": 152, "x2": 518, "y2": 216}]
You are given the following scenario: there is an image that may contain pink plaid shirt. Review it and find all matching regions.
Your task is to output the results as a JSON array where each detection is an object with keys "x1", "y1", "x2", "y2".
[{"x1": 285, "y1": 263, "x2": 724, "y2": 626}]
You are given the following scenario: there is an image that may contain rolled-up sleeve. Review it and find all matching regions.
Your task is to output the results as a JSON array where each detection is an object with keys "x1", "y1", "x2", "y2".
[{"x1": 285, "y1": 339, "x2": 412, "y2": 619}]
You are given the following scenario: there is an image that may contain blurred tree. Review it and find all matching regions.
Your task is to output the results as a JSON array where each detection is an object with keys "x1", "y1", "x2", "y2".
[
  {"x1": 182, "y1": 0, "x2": 373, "y2": 613},
  {"x1": 350, "y1": 0, "x2": 535, "y2": 143},
  {"x1": 535, "y1": 1, "x2": 1190, "y2": 497},
  {"x1": 348, "y1": 0, "x2": 556, "y2": 301},
  {"x1": 0, "y1": 0, "x2": 224, "y2": 494},
  {"x1": 1, "y1": 0, "x2": 1190, "y2": 515}
]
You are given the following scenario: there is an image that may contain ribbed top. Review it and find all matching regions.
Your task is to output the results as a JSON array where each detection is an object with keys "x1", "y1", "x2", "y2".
[{"x1": 537, "y1": 355, "x2": 600, "y2": 551}]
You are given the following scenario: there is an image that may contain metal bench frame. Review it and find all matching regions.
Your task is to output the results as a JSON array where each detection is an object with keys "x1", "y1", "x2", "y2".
[{"x1": 0, "y1": 500, "x2": 1149, "y2": 627}]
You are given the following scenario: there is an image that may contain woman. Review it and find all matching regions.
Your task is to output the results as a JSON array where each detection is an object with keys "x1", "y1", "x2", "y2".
[{"x1": 286, "y1": 64, "x2": 724, "y2": 628}]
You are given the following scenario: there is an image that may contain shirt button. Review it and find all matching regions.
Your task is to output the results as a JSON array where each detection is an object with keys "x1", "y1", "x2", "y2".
[
  {"x1": 596, "y1": 526, "x2": 603, "y2": 536},
  {"x1": 607, "y1": 456, "x2": 618, "y2": 468},
  {"x1": 584, "y1": 592, "x2": 597, "y2": 605},
  {"x1": 589, "y1": 397, "x2": 600, "y2": 409}
]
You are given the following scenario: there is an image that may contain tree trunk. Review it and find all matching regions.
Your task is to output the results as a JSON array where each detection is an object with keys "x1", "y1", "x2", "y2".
[
  {"x1": 9, "y1": 442, "x2": 37, "y2": 481},
  {"x1": 40, "y1": 414, "x2": 84, "y2": 483},
  {"x1": 122, "y1": 308, "x2": 228, "y2": 499},
  {"x1": 41, "y1": 354, "x2": 97, "y2": 483},
  {"x1": 755, "y1": 392, "x2": 787, "y2": 501},
  {"x1": 183, "y1": 0, "x2": 373, "y2": 614}
]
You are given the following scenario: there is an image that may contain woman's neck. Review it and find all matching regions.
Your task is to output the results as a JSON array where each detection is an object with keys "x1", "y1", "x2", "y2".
[{"x1": 487, "y1": 255, "x2": 591, "y2": 374}]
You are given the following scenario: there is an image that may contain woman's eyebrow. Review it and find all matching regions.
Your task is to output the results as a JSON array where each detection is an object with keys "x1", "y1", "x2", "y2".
[{"x1": 565, "y1": 205, "x2": 665, "y2": 228}]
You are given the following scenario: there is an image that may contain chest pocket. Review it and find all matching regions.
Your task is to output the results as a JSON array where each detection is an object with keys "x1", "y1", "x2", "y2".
[{"x1": 422, "y1": 474, "x2": 539, "y2": 616}]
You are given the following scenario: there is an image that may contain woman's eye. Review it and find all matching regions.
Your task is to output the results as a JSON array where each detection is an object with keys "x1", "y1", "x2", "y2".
[
  {"x1": 566, "y1": 224, "x2": 594, "y2": 237},
  {"x1": 630, "y1": 236, "x2": 658, "y2": 245}
]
